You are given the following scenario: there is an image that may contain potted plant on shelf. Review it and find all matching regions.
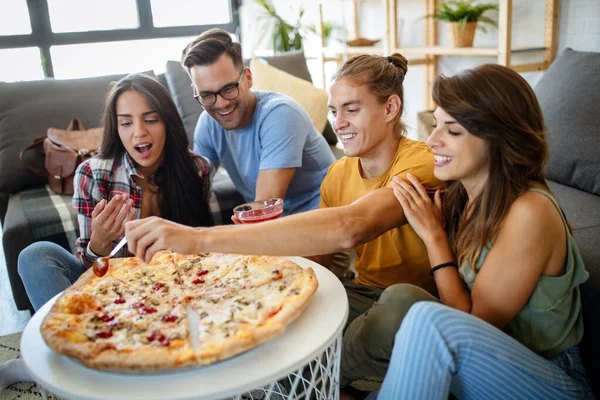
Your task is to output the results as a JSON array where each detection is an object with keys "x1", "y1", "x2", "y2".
[{"x1": 431, "y1": 0, "x2": 499, "y2": 47}]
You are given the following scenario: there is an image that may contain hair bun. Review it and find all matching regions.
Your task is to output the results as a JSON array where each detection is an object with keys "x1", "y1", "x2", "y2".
[{"x1": 388, "y1": 53, "x2": 408, "y2": 81}]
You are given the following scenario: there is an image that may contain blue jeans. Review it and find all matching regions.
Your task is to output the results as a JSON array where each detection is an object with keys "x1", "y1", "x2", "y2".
[
  {"x1": 18, "y1": 241, "x2": 86, "y2": 311},
  {"x1": 371, "y1": 302, "x2": 594, "y2": 400}
]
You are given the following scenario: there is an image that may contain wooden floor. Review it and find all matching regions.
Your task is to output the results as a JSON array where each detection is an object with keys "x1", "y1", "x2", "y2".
[{"x1": 0, "y1": 225, "x2": 31, "y2": 336}]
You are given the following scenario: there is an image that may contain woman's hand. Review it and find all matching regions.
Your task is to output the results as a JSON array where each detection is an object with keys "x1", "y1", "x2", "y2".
[
  {"x1": 391, "y1": 173, "x2": 445, "y2": 245},
  {"x1": 125, "y1": 217, "x2": 203, "y2": 263},
  {"x1": 89, "y1": 194, "x2": 135, "y2": 255}
]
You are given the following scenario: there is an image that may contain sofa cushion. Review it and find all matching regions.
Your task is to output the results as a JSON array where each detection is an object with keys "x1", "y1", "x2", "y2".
[
  {"x1": 0, "y1": 73, "x2": 136, "y2": 199},
  {"x1": 250, "y1": 58, "x2": 329, "y2": 133},
  {"x1": 534, "y1": 48, "x2": 600, "y2": 196},
  {"x1": 548, "y1": 180, "x2": 600, "y2": 390},
  {"x1": 165, "y1": 60, "x2": 198, "y2": 146},
  {"x1": 3, "y1": 187, "x2": 77, "y2": 310}
]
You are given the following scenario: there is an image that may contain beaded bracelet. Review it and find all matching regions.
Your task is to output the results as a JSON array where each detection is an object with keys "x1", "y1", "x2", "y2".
[{"x1": 429, "y1": 261, "x2": 459, "y2": 276}]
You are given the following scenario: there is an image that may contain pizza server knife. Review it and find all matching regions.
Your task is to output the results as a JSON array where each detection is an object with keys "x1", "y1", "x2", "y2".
[{"x1": 92, "y1": 236, "x2": 128, "y2": 277}]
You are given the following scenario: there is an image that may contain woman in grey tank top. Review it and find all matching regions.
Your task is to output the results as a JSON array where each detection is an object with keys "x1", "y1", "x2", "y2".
[{"x1": 372, "y1": 64, "x2": 594, "y2": 399}]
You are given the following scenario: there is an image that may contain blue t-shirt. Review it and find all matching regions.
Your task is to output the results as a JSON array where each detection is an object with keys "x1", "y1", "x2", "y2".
[{"x1": 193, "y1": 90, "x2": 335, "y2": 215}]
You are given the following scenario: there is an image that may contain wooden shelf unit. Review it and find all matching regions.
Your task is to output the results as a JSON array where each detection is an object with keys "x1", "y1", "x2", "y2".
[
  {"x1": 316, "y1": 0, "x2": 389, "y2": 87},
  {"x1": 387, "y1": 0, "x2": 558, "y2": 109},
  {"x1": 317, "y1": 0, "x2": 558, "y2": 107}
]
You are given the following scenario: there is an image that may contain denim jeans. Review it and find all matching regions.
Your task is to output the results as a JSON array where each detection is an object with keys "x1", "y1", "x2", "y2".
[{"x1": 18, "y1": 241, "x2": 86, "y2": 311}]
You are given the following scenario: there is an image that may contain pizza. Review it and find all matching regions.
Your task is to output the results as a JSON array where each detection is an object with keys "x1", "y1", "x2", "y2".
[{"x1": 40, "y1": 251, "x2": 318, "y2": 372}]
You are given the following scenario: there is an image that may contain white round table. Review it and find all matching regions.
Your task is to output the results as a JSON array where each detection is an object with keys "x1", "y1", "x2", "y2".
[{"x1": 21, "y1": 257, "x2": 349, "y2": 400}]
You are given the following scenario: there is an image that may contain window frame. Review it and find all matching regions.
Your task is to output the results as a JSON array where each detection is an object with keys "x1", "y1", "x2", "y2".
[{"x1": 0, "y1": 0, "x2": 241, "y2": 78}]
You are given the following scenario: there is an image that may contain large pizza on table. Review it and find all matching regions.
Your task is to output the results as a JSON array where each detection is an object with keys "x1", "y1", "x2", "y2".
[{"x1": 40, "y1": 251, "x2": 318, "y2": 372}]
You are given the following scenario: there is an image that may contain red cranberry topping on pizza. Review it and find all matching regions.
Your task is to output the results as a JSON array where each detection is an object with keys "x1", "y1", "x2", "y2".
[
  {"x1": 162, "y1": 314, "x2": 178, "y2": 322},
  {"x1": 96, "y1": 330, "x2": 113, "y2": 339},
  {"x1": 138, "y1": 305, "x2": 157, "y2": 315},
  {"x1": 99, "y1": 314, "x2": 115, "y2": 323}
]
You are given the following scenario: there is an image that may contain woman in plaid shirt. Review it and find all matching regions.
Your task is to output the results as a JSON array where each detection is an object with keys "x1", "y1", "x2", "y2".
[{"x1": 17, "y1": 73, "x2": 215, "y2": 312}]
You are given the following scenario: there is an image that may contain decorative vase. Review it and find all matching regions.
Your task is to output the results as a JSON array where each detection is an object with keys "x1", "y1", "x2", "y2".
[{"x1": 448, "y1": 21, "x2": 477, "y2": 47}]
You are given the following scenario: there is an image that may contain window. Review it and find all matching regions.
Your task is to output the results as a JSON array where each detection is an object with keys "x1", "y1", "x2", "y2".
[
  {"x1": 151, "y1": 0, "x2": 231, "y2": 27},
  {"x1": 0, "y1": 0, "x2": 240, "y2": 81},
  {"x1": 0, "y1": 0, "x2": 31, "y2": 36},
  {"x1": 47, "y1": 0, "x2": 139, "y2": 33},
  {"x1": 51, "y1": 37, "x2": 195, "y2": 79},
  {"x1": 0, "y1": 48, "x2": 44, "y2": 82}
]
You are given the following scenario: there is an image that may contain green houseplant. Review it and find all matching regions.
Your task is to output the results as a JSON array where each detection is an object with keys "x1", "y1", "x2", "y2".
[
  {"x1": 254, "y1": 0, "x2": 314, "y2": 53},
  {"x1": 432, "y1": 0, "x2": 499, "y2": 47}
]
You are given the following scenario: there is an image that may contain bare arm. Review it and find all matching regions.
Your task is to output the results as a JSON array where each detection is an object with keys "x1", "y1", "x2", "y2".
[
  {"x1": 126, "y1": 186, "x2": 408, "y2": 263},
  {"x1": 254, "y1": 168, "x2": 296, "y2": 200}
]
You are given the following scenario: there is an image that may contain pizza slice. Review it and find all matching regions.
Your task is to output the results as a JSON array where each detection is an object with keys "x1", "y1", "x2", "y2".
[
  {"x1": 105, "y1": 251, "x2": 186, "y2": 308},
  {"x1": 185, "y1": 266, "x2": 318, "y2": 364},
  {"x1": 186, "y1": 296, "x2": 260, "y2": 365},
  {"x1": 219, "y1": 268, "x2": 318, "y2": 327},
  {"x1": 41, "y1": 303, "x2": 196, "y2": 371},
  {"x1": 174, "y1": 253, "x2": 245, "y2": 298},
  {"x1": 216, "y1": 255, "x2": 305, "y2": 292}
]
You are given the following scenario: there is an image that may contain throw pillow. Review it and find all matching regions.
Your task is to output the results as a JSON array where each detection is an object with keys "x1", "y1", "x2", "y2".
[
  {"x1": 534, "y1": 48, "x2": 600, "y2": 196},
  {"x1": 253, "y1": 50, "x2": 313, "y2": 83},
  {"x1": 250, "y1": 58, "x2": 329, "y2": 133}
]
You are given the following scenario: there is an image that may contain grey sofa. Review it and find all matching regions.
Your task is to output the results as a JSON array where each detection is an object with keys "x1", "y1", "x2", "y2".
[
  {"x1": 0, "y1": 50, "x2": 341, "y2": 312},
  {"x1": 533, "y1": 48, "x2": 600, "y2": 395}
]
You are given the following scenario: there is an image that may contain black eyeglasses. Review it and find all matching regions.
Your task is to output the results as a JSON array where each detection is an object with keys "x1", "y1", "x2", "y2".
[{"x1": 191, "y1": 68, "x2": 246, "y2": 107}]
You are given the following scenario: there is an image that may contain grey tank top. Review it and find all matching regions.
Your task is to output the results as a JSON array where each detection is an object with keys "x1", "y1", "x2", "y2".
[{"x1": 459, "y1": 188, "x2": 589, "y2": 358}]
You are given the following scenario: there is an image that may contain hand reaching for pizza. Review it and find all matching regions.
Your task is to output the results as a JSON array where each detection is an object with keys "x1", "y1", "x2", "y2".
[
  {"x1": 90, "y1": 194, "x2": 135, "y2": 256},
  {"x1": 125, "y1": 217, "x2": 202, "y2": 263}
]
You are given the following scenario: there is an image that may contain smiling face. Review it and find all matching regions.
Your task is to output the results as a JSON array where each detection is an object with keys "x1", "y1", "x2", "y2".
[
  {"x1": 189, "y1": 53, "x2": 255, "y2": 131},
  {"x1": 116, "y1": 90, "x2": 166, "y2": 177},
  {"x1": 428, "y1": 107, "x2": 490, "y2": 195},
  {"x1": 328, "y1": 78, "x2": 399, "y2": 160}
]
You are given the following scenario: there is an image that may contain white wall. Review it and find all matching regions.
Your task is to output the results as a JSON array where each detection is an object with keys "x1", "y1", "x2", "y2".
[
  {"x1": 558, "y1": 0, "x2": 600, "y2": 53},
  {"x1": 241, "y1": 0, "x2": 600, "y2": 137}
]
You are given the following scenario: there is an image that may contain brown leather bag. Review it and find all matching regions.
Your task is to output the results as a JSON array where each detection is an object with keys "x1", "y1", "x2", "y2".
[{"x1": 20, "y1": 118, "x2": 103, "y2": 195}]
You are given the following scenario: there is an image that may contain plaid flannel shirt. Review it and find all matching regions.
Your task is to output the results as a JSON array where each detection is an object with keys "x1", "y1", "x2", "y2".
[{"x1": 72, "y1": 151, "x2": 214, "y2": 268}]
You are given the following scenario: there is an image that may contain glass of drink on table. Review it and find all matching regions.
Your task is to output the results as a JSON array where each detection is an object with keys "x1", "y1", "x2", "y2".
[{"x1": 233, "y1": 198, "x2": 284, "y2": 224}]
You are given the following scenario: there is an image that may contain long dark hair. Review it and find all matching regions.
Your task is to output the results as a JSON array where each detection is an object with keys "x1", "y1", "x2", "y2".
[
  {"x1": 332, "y1": 53, "x2": 409, "y2": 137},
  {"x1": 100, "y1": 73, "x2": 213, "y2": 227},
  {"x1": 432, "y1": 64, "x2": 548, "y2": 268}
]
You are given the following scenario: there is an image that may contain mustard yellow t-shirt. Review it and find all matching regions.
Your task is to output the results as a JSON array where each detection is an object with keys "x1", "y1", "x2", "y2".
[{"x1": 320, "y1": 137, "x2": 443, "y2": 294}]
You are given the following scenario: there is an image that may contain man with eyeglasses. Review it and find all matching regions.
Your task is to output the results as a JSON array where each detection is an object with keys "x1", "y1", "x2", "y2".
[{"x1": 181, "y1": 29, "x2": 335, "y2": 217}]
